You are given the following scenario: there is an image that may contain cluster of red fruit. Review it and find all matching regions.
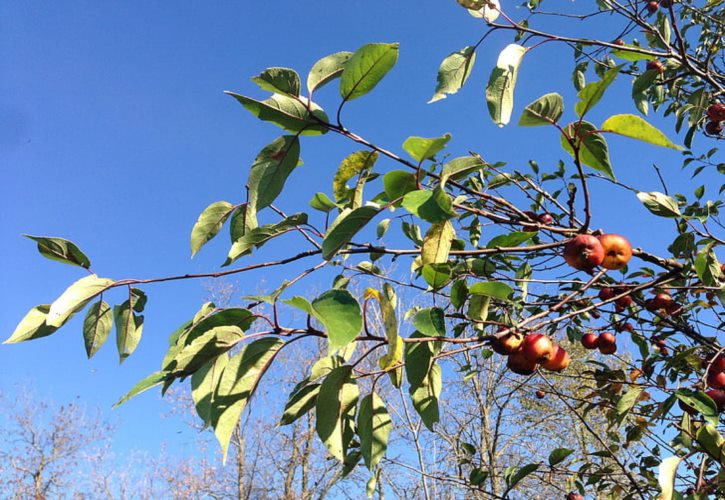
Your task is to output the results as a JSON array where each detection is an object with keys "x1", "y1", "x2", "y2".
[
  {"x1": 563, "y1": 233, "x2": 633, "y2": 271},
  {"x1": 492, "y1": 332, "x2": 571, "y2": 375},
  {"x1": 705, "y1": 103, "x2": 725, "y2": 136},
  {"x1": 580, "y1": 331, "x2": 617, "y2": 355},
  {"x1": 643, "y1": 291, "x2": 682, "y2": 317}
]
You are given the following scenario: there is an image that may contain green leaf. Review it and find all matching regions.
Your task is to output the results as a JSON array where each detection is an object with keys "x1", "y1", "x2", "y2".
[
  {"x1": 212, "y1": 337, "x2": 285, "y2": 461},
  {"x1": 316, "y1": 366, "x2": 359, "y2": 461},
  {"x1": 251, "y1": 67, "x2": 300, "y2": 96},
  {"x1": 402, "y1": 133, "x2": 451, "y2": 163},
  {"x1": 694, "y1": 243, "x2": 722, "y2": 287},
  {"x1": 225, "y1": 213, "x2": 308, "y2": 266},
  {"x1": 46, "y1": 275, "x2": 114, "y2": 328},
  {"x1": 191, "y1": 353, "x2": 229, "y2": 426},
  {"x1": 225, "y1": 92, "x2": 328, "y2": 135},
  {"x1": 575, "y1": 66, "x2": 619, "y2": 117},
  {"x1": 4, "y1": 305, "x2": 58, "y2": 344},
  {"x1": 469, "y1": 281, "x2": 513, "y2": 301},
  {"x1": 113, "y1": 370, "x2": 169, "y2": 408},
  {"x1": 358, "y1": 392, "x2": 391, "y2": 470},
  {"x1": 486, "y1": 231, "x2": 535, "y2": 248},
  {"x1": 333, "y1": 150, "x2": 378, "y2": 202},
  {"x1": 612, "y1": 45, "x2": 655, "y2": 62},
  {"x1": 309, "y1": 192, "x2": 339, "y2": 212},
  {"x1": 695, "y1": 424, "x2": 725, "y2": 464},
  {"x1": 412, "y1": 307, "x2": 446, "y2": 337},
  {"x1": 190, "y1": 201, "x2": 235, "y2": 257},
  {"x1": 675, "y1": 389, "x2": 719, "y2": 426},
  {"x1": 340, "y1": 43, "x2": 399, "y2": 102},
  {"x1": 507, "y1": 463, "x2": 540, "y2": 489},
  {"x1": 600, "y1": 114, "x2": 683, "y2": 150},
  {"x1": 548, "y1": 448, "x2": 574, "y2": 466},
  {"x1": 421, "y1": 220, "x2": 455, "y2": 266},
  {"x1": 248, "y1": 135, "x2": 301, "y2": 214},
  {"x1": 114, "y1": 300, "x2": 144, "y2": 363},
  {"x1": 402, "y1": 188, "x2": 456, "y2": 223},
  {"x1": 410, "y1": 362, "x2": 441, "y2": 431},
  {"x1": 657, "y1": 456, "x2": 682, "y2": 500},
  {"x1": 636, "y1": 191, "x2": 681, "y2": 218},
  {"x1": 429, "y1": 46, "x2": 476, "y2": 103},
  {"x1": 307, "y1": 51, "x2": 354, "y2": 94},
  {"x1": 561, "y1": 121, "x2": 615, "y2": 180},
  {"x1": 312, "y1": 289, "x2": 363, "y2": 353},
  {"x1": 485, "y1": 44, "x2": 526, "y2": 127},
  {"x1": 616, "y1": 386, "x2": 644, "y2": 425},
  {"x1": 440, "y1": 156, "x2": 484, "y2": 186},
  {"x1": 376, "y1": 218, "x2": 391, "y2": 238},
  {"x1": 167, "y1": 326, "x2": 243, "y2": 375},
  {"x1": 83, "y1": 300, "x2": 113, "y2": 358},
  {"x1": 280, "y1": 383, "x2": 320, "y2": 426},
  {"x1": 23, "y1": 235, "x2": 91, "y2": 269},
  {"x1": 519, "y1": 93, "x2": 564, "y2": 126},
  {"x1": 421, "y1": 263, "x2": 452, "y2": 289},
  {"x1": 229, "y1": 204, "x2": 256, "y2": 242},
  {"x1": 383, "y1": 170, "x2": 417, "y2": 201},
  {"x1": 322, "y1": 206, "x2": 380, "y2": 260}
]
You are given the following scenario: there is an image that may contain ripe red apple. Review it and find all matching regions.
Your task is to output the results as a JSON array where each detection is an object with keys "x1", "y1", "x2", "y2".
[
  {"x1": 521, "y1": 333, "x2": 555, "y2": 363},
  {"x1": 566, "y1": 492, "x2": 584, "y2": 500},
  {"x1": 541, "y1": 345, "x2": 571, "y2": 372},
  {"x1": 537, "y1": 213, "x2": 554, "y2": 225},
  {"x1": 644, "y1": 298, "x2": 659, "y2": 311},
  {"x1": 706, "y1": 370, "x2": 725, "y2": 389},
  {"x1": 706, "y1": 121, "x2": 724, "y2": 135},
  {"x1": 647, "y1": 59, "x2": 665, "y2": 73},
  {"x1": 710, "y1": 354, "x2": 725, "y2": 373},
  {"x1": 598, "y1": 332, "x2": 617, "y2": 354},
  {"x1": 705, "y1": 389, "x2": 725, "y2": 412},
  {"x1": 535, "y1": 390, "x2": 545, "y2": 399},
  {"x1": 581, "y1": 333, "x2": 599, "y2": 349},
  {"x1": 563, "y1": 235, "x2": 605, "y2": 270},
  {"x1": 598, "y1": 234, "x2": 633, "y2": 270},
  {"x1": 707, "y1": 103, "x2": 725, "y2": 122},
  {"x1": 598, "y1": 287, "x2": 616, "y2": 301},
  {"x1": 646, "y1": 1, "x2": 659, "y2": 14},
  {"x1": 653, "y1": 293, "x2": 673, "y2": 309},
  {"x1": 491, "y1": 332, "x2": 524, "y2": 355},
  {"x1": 615, "y1": 295, "x2": 633, "y2": 308},
  {"x1": 613, "y1": 39, "x2": 625, "y2": 46},
  {"x1": 507, "y1": 351, "x2": 538, "y2": 375}
]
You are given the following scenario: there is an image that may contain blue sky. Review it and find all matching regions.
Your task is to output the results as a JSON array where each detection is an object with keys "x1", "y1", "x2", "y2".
[{"x1": 1, "y1": 0, "x2": 713, "y2": 464}]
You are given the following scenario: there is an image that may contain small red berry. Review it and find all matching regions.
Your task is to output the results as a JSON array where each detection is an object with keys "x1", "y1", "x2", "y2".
[
  {"x1": 537, "y1": 213, "x2": 554, "y2": 225},
  {"x1": 646, "y1": 1, "x2": 659, "y2": 14},
  {"x1": 707, "y1": 103, "x2": 725, "y2": 122},
  {"x1": 705, "y1": 121, "x2": 723, "y2": 136},
  {"x1": 646, "y1": 59, "x2": 665, "y2": 73}
]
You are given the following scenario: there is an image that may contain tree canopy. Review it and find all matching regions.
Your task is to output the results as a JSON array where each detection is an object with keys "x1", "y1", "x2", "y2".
[{"x1": 6, "y1": 1, "x2": 725, "y2": 498}]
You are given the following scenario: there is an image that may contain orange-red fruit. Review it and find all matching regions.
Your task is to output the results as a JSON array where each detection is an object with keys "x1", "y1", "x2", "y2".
[
  {"x1": 522, "y1": 333, "x2": 555, "y2": 363},
  {"x1": 706, "y1": 121, "x2": 724, "y2": 135},
  {"x1": 598, "y1": 234, "x2": 633, "y2": 270},
  {"x1": 646, "y1": 1, "x2": 659, "y2": 14},
  {"x1": 491, "y1": 332, "x2": 524, "y2": 355},
  {"x1": 615, "y1": 295, "x2": 633, "y2": 308},
  {"x1": 707, "y1": 103, "x2": 725, "y2": 122},
  {"x1": 598, "y1": 332, "x2": 617, "y2": 354},
  {"x1": 563, "y1": 235, "x2": 605, "y2": 270},
  {"x1": 647, "y1": 59, "x2": 665, "y2": 73},
  {"x1": 538, "y1": 213, "x2": 554, "y2": 225},
  {"x1": 706, "y1": 389, "x2": 725, "y2": 412},
  {"x1": 507, "y1": 351, "x2": 538, "y2": 375},
  {"x1": 599, "y1": 342, "x2": 618, "y2": 355},
  {"x1": 653, "y1": 293, "x2": 673, "y2": 309},
  {"x1": 598, "y1": 287, "x2": 616, "y2": 301},
  {"x1": 644, "y1": 298, "x2": 659, "y2": 311},
  {"x1": 706, "y1": 370, "x2": 725, "y2": 389},
  {"x1": 541, "y1": 345, "x2": 571, "y2": 372},
  {"x1": 581, "y1": 333, "x2": 600, "y2": 349},
  {"x1": 566, "y1": 493, "x2": 584, "y2": 500},
  {"x1": 614, "y1": 39, "x2": 625, "y2": 46},
  {"x1": 535, "y1": 390, "x2": 546, "y2": 399}
]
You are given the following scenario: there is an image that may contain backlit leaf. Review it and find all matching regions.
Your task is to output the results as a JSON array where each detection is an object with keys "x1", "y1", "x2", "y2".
[
  {"x1": 340, "y1": 43, "x2": 399, "y2": 102},
  {"x1": 485, "y1": 44, "x2": 526, "y2": 127},
  {"x1": 190, "y1": 201, "x2": 235, "y2": 257},
  {"x1": 47, "y1": 275, "x2": 114, "y2": 328},
  {"x1": 24, "y1": 235, "x2": 91, "y2": 269},
  {"x1": 601, "y1": 114, "x2": 683, "y2": 150},
  {"x1": 429, "y1": 46, "x2": 476, "y2": 103}
]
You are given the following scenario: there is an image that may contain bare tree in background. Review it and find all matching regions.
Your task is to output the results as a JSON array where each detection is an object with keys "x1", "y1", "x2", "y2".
[{"x1": 0, "y1": 389, "x2": 113, "y2": 499}]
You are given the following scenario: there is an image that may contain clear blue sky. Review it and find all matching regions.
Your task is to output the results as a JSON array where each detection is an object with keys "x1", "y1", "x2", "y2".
[{"x1": 0, "y1": 1, "x2": 711, "y2": 461}]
